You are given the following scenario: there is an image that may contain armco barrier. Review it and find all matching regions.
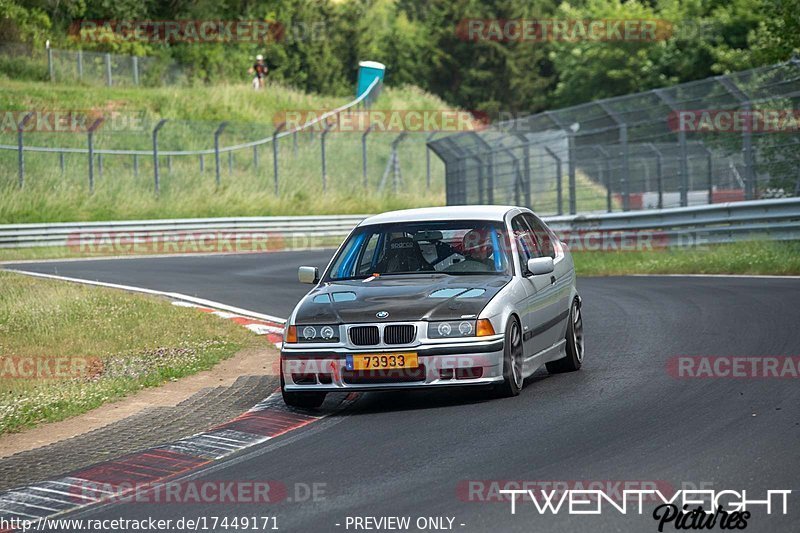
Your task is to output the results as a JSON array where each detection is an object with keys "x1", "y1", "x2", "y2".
[
  {"x1": 0, "y1": 215, "x2": 369, "y2": 249},
  {"x1": 0, "y1": 198, "x2": 798, "y2": 250},
  {"x1": 545, "y1": 197, "x2": 800, "y2": 246}
]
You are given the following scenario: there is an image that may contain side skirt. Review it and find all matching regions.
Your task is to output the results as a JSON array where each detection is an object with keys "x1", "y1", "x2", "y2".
[{"x1": 522, "y1": 339, "x2": 567, "y2": 378}]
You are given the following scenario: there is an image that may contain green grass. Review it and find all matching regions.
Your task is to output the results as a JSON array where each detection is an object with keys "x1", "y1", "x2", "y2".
[
  {"x1": 573, "y1": 240, "x2": 800, "y2": 276},
  {"x1": 0, "y1": 79, "x2": 613, "y2": 223},
  {"x1": 0, "y1": 271, "x2": 261, "y2": 434},
  {"x1": 0, "y1": 80, "x2": 450, "y2": 223}
]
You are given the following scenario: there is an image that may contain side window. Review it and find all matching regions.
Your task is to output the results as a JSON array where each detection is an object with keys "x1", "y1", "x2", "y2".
[
  {"x1": 524, "y1": 214, "x2": 555, "y2": 259},
  {"x1": 511, "y1": 215, "x2": 540, "y2": 274}
]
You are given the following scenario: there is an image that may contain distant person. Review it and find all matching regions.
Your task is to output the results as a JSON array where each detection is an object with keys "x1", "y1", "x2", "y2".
[{"x1": 249, "y1": 54, "x2": 268, "y2": 90}]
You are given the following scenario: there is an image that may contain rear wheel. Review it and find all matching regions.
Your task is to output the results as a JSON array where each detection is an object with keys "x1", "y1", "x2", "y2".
[
  {"x1": 281, "y1": 374, "x2": 326, "y2": 409},
  {"x1": 546, "y1": 298, "x2": 584, "y2": 374},
  {"x1": 494, "y1": 316, "x2": 524, "y2": 397}
]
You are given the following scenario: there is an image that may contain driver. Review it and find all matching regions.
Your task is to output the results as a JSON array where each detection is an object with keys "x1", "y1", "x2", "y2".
[{"x1": 457, "y1": 229, "x2": 495, "y2": 271}]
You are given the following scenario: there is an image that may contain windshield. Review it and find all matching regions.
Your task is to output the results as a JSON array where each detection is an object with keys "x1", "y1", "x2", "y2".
[{"x1": 326, "y1": 221, "x2": 512, "y2": 280}]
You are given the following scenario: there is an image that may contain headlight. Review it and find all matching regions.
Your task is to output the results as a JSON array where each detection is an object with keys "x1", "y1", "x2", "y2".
[
  {"x1": 292, "y1": 324, "x2": 340, "y2": 343},
  {"x1": 428, "y1": 320, "x2": 476, "y2": 339}
]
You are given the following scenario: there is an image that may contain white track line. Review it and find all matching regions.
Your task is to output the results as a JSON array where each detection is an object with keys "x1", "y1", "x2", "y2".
[{"x1": 4, "y1": 269, "x2": 286, "y2": 324}]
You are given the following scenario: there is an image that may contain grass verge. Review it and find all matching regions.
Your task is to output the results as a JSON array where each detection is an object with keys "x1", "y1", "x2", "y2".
[
  {"x1": 0, "y1": 271, "x2": 262, "y2": 434},
  {"x1": 573, "y1": 241, "x2": 800, "y2": 277},
  {"x1": 0, "y1": 79, "x2": 612, "y2": 222}
]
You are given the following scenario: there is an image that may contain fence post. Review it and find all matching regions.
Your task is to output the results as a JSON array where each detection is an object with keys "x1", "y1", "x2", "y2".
[
  {"x1": 717, "y1": 78, "x2": 755, "y2": 200},
  {"x1": 513, "y1": 133, "x2": 532, "y2": 209},
  {"x1": 620, "y1": 123, "x2": 630, "y2": 211},
  {"x1": 321, "y1": 120, "x2": 334, "y2": 192},
  {"x1": 132, "y1": 56, "x2": 139, "y2": 85},
  {"x1": 742, "y1": 102, "x2": 756, "y2": 199},
  {"x1": 104, "y1": 53, "x2": 112, "y2": 86},
  {"x1": 392, "y1": 133, "x2": 407, "y2": 193},
  {"x1": 292, "y1": 131, "x2": 298, "y2": 155},
  {"x1": 47, "y1": 46, "x2": 54, "y2": 82},
  {"x1": 704, "y1": 148, "x2": 713, "y2": 204},
  {"x1": 16, "y1": 112, "x2": 34, "y2": 189},
  {"x1": 168, "y1": 155, "x2": 173, "y2": 173},
  {"x1": 97, "y1": 154, "x2": 103, "y2": 178},
  {"x1": 654, "y1": 89, "x2": 689, "y2": 207},
  {"x1": 544, "y1": 146, "x2": 563, "y2": 216},
  {"x1": 272, "y1": 122, "x2": 285, "y2": 195},
  {"x1": 199, "y1": 155, "x2": 204, "y2": 172},
  {"x1": 566, "y1": 133, "x2": 577, "y2": 214},
  {"x1": 362, "y1": 125, "x2": 373, "y2": 188},
  {"x1": 214, "y1": 122, "x2": 228, "y2": 188},
  {"x1": 253, "y1": 145, "x2": 259, "y2": 169},
  {"x1": 152, "y1": 119, "x2": 168, "y2": 194},
  {"x1": 133, "y1": 154, "x2": 139, "y2": 177},
  {"x1": 59, "y1": 152, "x2": 65, "y2": 176},
  {"x1": 426, "y1": 132, "x2": 438, "y2": 189},
  {"x1": 87, "y1": 118, "x2": 104, "y2": 194},
  {"x1": 596, "y1": 146, "x2": 613, "y2": 213},
  {"x1": 646, "y1": 143, "x2": 664, "y2": 209},
  {"x1": 77, "y1": 50, "x2": 83, "y2": 81}
]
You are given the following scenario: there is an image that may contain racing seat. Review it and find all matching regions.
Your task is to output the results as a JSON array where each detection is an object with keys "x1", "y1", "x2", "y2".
[{"x1": 378, "y1": 237, "x2": 433, "y2": 273}]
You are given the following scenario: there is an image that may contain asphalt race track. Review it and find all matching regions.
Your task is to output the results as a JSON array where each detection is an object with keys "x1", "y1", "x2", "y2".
[{"x1": 6, "y1": 252, "x2": 800, "y2": 532}]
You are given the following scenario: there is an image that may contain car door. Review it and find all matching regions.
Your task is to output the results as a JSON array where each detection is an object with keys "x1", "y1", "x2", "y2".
[
  {"x1": 523, "y1": 213, "x2": 571, "y2": 346},
  {"x1": 510, "y1": 214, "x2": 558, "y2": 357}
]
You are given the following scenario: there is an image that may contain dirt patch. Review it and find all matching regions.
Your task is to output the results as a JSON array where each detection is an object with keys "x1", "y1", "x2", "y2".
[{"x1": 0, "y1": 345, "x2": 279, "y2": 459}]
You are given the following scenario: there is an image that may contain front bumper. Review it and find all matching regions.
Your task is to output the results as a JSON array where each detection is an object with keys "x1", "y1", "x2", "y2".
[{"x1": 281, "y1": 336, "x2": 505, "y2": 392}]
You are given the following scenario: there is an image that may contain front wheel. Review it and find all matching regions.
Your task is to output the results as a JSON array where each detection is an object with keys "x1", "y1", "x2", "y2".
[
  {"x1": 494, "y1": 316, "x2": 524, "y2": 397},
  {"x1": 546, "y1": 298, "x2": 584, "y2": 374}
]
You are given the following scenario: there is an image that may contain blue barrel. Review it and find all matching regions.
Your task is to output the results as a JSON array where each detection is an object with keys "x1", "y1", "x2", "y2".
[{"x1": 356, "y1": 61, "x2": 386, "y2": 99}]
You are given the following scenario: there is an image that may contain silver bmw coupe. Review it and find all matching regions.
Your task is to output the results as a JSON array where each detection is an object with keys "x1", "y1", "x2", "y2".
[{"x1": 280, "y1": 205, "x2": 583, "y2": 408}]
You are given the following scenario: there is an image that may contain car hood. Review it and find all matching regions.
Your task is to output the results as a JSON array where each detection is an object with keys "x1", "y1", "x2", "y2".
[{"x1": 293, "y1": 274, "x2": 511, "y2": 324}]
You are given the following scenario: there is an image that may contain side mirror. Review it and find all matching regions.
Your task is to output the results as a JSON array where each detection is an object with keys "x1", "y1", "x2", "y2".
[
  {"x1": 298, "y1": 266, "x2": 320, "y2": 284},
  {"x1": 527, "y1": 257, "x2": 554, "y2": 276}
]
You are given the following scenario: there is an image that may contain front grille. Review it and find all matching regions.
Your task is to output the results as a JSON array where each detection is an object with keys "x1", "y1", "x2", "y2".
[
  {"x1": 384, "y1": 325, "x2": 416, "y2": 345},
  {"x1": 349, "y1": 325, "x2": 380, "y2": 346}
]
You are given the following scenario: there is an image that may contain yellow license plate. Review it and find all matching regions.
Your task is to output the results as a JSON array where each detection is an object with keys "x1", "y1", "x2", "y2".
[{"x1": 347, "y1": 353, "x2": 418, "y2": 371}]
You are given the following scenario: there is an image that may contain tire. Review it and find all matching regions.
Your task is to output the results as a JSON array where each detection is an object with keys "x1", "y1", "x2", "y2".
[
  {"x1": 494, "y1": 316, "x2": 524, "y2": 397},
  {"x1": 281, "y1": 374, "x2": 326, "y2": 409},
  {"x1": 546, "y1": 298, "x2": 584, "y2": 374}
]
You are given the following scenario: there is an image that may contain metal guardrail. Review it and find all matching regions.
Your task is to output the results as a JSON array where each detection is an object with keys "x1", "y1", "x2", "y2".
[
  {"x1": 545, "y1": 197, "x2": 800, "y2": 246},
  {"x1": 0, "y1": 215, "x2": 369, "y2": 249},
  {"x1": 0, "y1": 199, "x2": 798, "y2": 250}
]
